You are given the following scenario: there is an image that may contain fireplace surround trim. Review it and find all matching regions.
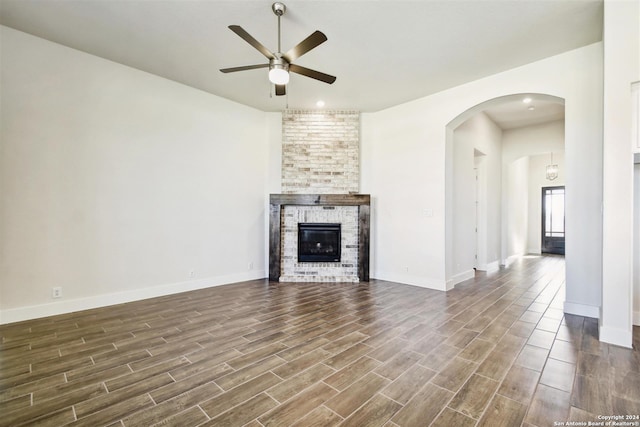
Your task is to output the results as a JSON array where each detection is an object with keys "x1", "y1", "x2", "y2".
[{"x1": 269, "y1": 193, "x2": 370, "y2": 281}]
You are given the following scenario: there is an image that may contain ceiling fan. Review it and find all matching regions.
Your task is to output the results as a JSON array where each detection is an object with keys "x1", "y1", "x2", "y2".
[{"x1": 220, "y1": 2, "x2": 336, "y2": 96}]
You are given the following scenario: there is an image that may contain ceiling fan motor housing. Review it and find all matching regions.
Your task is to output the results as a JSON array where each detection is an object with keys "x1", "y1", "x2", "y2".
[
  {"x1": 270, "y1": 56, "x2": 289, "y2": 70},
  {"x1": 272, "y1": 2, "x2": 286, "y2": 16}
]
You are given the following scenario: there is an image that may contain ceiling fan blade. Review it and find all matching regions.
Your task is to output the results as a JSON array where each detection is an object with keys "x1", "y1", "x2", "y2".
[
  {"x1": 228, "y1": 25, "x2": 275, "y2": 60},
  {"x1": 275, "y1": 84, "x2": 286, "y2": 96},
  {"x1": 283, "y1": 30, "x2": 328, "y2": 62},
  {"x1": 220, "y1": 64, "x2": 269, "y2": 73},
  {"x1": 289, "y1": 64, "x2": 336, "y2": 84}
]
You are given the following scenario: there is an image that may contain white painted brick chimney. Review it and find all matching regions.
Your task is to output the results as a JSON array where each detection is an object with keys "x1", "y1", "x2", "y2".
[
  {"x1": 282, "y1": 110, "x2": 359, "y2": 194},
  {"x1": 279, "y1": 110, "x2": 361, "y2": 282}
]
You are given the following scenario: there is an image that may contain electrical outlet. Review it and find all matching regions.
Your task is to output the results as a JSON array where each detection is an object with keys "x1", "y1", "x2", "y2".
[
  {"x1": 248, "y1": 262, "x2": 254, "y2": 270},
  {"x1": 52, "y1": 287, "x2": 62, "y2": 299},
  {"x1": 189, "y1": 270, "x2": 195, "y2": 278}
]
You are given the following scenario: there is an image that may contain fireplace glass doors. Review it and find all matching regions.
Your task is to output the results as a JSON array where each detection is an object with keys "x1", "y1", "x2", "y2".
[{"x1": 298, "y1": 223, "x2": 341, "y2": 262}]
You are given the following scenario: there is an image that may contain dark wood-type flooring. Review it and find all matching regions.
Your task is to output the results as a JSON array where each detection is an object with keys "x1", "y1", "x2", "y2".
[{"x1": 1, "y1": 255, "x2": 639, "y2": 426}]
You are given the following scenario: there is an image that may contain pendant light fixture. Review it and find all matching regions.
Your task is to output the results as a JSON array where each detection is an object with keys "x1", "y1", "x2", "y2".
[{"x1": 546, "y1": 152, "x2": 558, "y2": 181}]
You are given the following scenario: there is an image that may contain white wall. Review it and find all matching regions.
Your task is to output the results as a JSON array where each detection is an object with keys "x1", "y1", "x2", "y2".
[
  {"x1": 451, "y1": 112, "x2": 502, "y2": 280},
  {"x1": 506, "y1": 156, "x2": 529, "y2": 259},
  {"x1": 361, "y1": 105, "x2": 449, "y2": 289},
  {"x1": 452, "y1": 120, "x2": 478, "y2": 281},
  {"x1": 266, "y1": 113, "x2": 283, "y2": 195},
  {"x1": 0, "y1": 27, "x2": 269, "y2": 323},
  {"x1": 361, "y1": 41, "x2": 603, "y2": 314},
  {"x1": 600, "y1": 0, "x2": 639, "y2": 347},
  {"x1": 502, "y1": 120, "x2": 565, "y2": 165},
  {"x1": 634, "y1": 164, "x2": 640, "y2": 325}
]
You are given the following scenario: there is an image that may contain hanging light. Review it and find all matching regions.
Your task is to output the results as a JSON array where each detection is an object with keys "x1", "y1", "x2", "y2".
[
  {"x1": 546, "y1": 152, "x2": 558, "y2": 181},
  {"x1": 268, "y1": 58, "x2": 290, "y2": 84}
]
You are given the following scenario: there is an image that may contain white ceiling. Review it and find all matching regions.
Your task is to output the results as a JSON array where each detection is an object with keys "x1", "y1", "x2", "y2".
[
  {"x1": 484, "y1": 96, "x2": 566, "y2": 130},
  {"x1": 0, "y1": 0, "x2": 601, "y2": 125}
]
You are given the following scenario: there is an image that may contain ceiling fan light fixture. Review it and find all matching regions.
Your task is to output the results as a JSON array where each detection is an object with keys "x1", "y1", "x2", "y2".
[
  {"x1": 269, "y1": 57, "x2": 289, "y2": 85},
  {"x1": 269, "y1": 66, "x2": 289, "y2": 85}
]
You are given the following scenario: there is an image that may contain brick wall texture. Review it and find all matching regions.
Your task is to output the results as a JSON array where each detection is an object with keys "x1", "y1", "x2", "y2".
[
  {"x1": 282, "y1": 110, "x2": 360, "y2": 194},
  {"x1": 280, "y1": 206, "x2": 359, "y2": 282}
]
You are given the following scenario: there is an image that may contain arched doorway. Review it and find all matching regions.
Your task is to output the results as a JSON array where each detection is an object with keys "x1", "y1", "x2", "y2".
[{"x1": 444, "y1": 93, "x2": 566, "y2": 286}]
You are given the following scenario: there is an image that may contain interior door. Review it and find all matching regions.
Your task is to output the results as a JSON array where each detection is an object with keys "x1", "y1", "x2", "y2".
[
  {"x1": 474, "y1": 167, "x2": 478, "y2": 268},
  {"x1": 542, "y1": 186, "x2": 565, "y2": 255}
]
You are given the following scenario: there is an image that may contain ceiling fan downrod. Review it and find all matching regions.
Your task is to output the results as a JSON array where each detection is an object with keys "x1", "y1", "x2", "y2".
[{"x1": 272, "y1": 2, "x2": 286, "y2": 53}]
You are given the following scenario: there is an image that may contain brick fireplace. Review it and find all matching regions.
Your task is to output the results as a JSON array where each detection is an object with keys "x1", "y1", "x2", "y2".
[
  {"x1": 270, "y1": 110, "x2": 370, "y2": 282},
  {"x1": 269, "y1": 194, "x2": 370, "y2": 282}
]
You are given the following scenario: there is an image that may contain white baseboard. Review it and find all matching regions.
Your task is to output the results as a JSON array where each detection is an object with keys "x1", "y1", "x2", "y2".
[
  {"x1": 563, "y1": 301, "x2": 600, "y2": 319},
  {"x1": 502, "y1": 254, "x2": 522, "y2": 268},
  {"x1": 634, "y1": 310, "x2": 640, "y2": 326},
  {"x1": 599, "y1": 324, "x2": 633, "y2": 348},
  {"x1": 476, "y1": 261, "x2": 499, "y2": 273},
  {"x1": 446, "y1": 269, "x2": 475, "y2": 290},
  {"x1": 0, "y1": 270, "x2": 266, "y2": 325},
  {"x1": 372, "y1": 270, "x2": 447, "y2": 291}
]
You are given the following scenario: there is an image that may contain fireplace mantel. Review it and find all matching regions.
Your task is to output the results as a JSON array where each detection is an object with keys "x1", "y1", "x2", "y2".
[{"x1": 269, "y1": 194, "x2": 370, "y2": 282}]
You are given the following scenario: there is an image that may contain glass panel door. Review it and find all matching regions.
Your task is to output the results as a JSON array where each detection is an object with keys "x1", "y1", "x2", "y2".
[{"x1": 542, "y1": 186, "x2": 565, "y2": 255}]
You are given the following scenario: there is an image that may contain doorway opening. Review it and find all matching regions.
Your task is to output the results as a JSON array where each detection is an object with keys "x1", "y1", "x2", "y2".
[
  {"x1": 444, "y1": 93, "x2": 566, "y2": 287},
  {"x1": 473, "y1": 148, "x2": 486, "y2": 270},
  {"x1": 474, "y1": 166, "x2": 479, "y2": 269},
  {"x1": 542, "y1": 186, "x2": 565, "y2": 255}
]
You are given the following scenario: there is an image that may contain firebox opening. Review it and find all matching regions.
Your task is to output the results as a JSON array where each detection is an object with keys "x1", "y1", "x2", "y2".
[{"x1": 298, "y1": 223, "x2": 341, "y2": 263}]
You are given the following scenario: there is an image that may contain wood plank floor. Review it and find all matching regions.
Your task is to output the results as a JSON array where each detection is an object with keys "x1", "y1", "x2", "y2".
[{"x1": 1, "y1": 255, "x2": 639, "y2": 426}]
